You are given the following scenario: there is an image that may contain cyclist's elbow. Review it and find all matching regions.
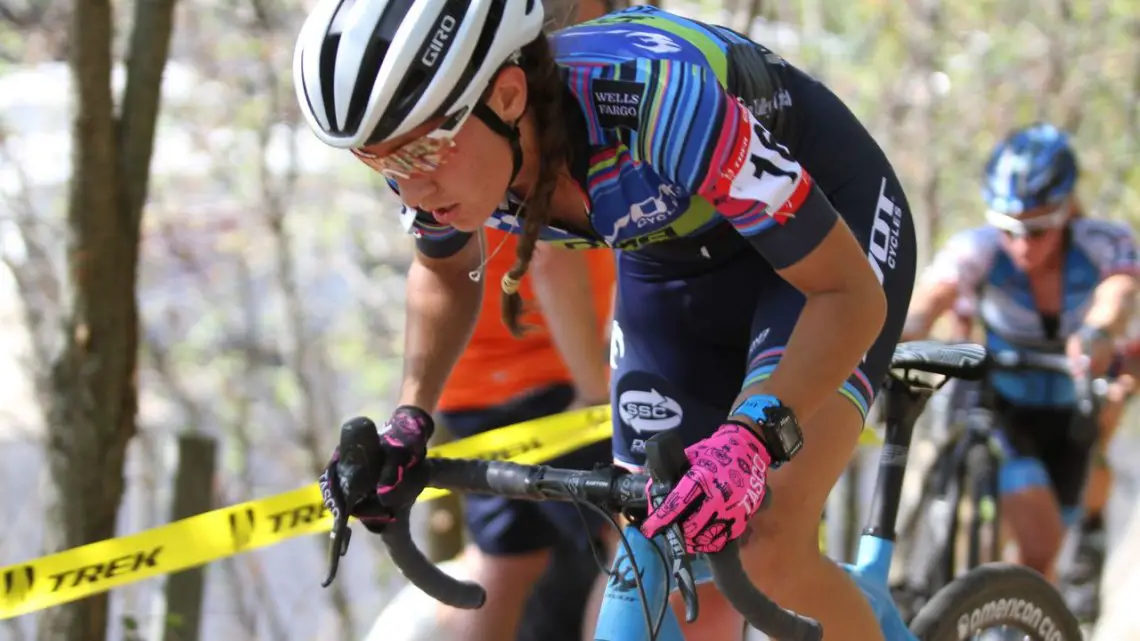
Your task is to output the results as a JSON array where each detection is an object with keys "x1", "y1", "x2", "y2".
[
  {"x1": 821, "y1": 275, "x2": 887, "y2": 351},
  {"x1": 852, "y1": 270, "x2": 888, "y2": 335}
]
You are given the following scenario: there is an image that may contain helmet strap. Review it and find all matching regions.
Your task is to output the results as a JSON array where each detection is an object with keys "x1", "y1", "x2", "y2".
[{"x1": 471, "y1": 101, "x2": 524, "y2": 185}]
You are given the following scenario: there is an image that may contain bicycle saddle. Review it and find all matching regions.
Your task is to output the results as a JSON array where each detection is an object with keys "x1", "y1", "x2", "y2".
[{"x1": 890, "y1": 341, "x2": 988, "y2": 380}]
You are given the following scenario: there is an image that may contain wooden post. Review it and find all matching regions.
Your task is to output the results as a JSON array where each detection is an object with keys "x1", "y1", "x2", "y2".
[{"x1": 160, "y1": 434, "x2": 218, "y2": 641}]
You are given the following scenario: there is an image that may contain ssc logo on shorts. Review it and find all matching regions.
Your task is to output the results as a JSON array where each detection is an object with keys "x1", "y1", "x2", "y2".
[
  {"x1": 618, "y1": 389, "x2": 682, "y2": 432},
  {"x1": 614, "y1": 371, "x2": 689, "y2": 459}
]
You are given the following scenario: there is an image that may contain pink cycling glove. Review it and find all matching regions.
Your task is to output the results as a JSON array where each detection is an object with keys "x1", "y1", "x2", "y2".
[{"x1": 640, "y1": 422, "x2": 771, "y2": 554}]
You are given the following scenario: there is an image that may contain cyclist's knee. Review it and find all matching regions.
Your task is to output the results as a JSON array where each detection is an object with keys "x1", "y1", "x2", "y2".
[
  {"x1": 464, "y1": 545, "x2": 551, "y2": 590},
  {"x1": 1016, "y1": 534, "x2": 1060, "y2": 574},
  {"x1": 741, "y1": 512, "x2": 822, "y2": 583},
  {"x1": 1001, "y1": 489, "x2": 1064, "y2": 573}
]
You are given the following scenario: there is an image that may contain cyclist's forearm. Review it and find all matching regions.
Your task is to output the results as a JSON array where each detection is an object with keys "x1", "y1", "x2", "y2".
[
  {"x1": 531, "y1": 245, "x2": 609, "y2": 400},
  {"x1": 739, "y1": 286, "x2": 885, "y2": 424},
  {"x1": 900, "y1": 280, "x2": 958, "y2": 341},
  {"x1": 398, "y1": 249, "x2": 482, "y2": 412},
  {"x1": 1082, "y1": 273, "x2": 1138, "y2": 335}
]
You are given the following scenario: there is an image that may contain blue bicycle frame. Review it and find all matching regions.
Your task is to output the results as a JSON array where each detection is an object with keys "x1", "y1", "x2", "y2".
[{"x1": 594, "y1": 374, "x2": 932, "y2": 641}]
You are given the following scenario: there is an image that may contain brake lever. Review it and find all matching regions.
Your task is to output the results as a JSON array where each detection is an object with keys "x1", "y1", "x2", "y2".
[
  {"x1": 320, "y1": 417, "x2": 385, "y2": 588},
  {"x1": 644, "y1": 433, "x2": 700, "y2": 623},
  {"x1": 320, "y1": 508, "x2": 352, "y2": 588}
]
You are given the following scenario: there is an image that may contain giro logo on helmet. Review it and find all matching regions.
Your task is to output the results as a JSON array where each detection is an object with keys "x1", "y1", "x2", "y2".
[{"x1": 422, "y1": 15, "x2": 458, "y2": 68}]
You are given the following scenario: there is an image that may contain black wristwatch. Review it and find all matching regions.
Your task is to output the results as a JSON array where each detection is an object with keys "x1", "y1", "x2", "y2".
[{"x1": 729, "y1": 394, "x2": 804, "y2": 467}]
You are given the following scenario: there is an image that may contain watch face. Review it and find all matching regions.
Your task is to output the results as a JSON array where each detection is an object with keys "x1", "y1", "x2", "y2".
[
  {"x1": 772, "y1": 412, "x2": 802, "y2": 456},
  {"x1": 779, "y1": 429, "x2": 799, "y2": 451}
]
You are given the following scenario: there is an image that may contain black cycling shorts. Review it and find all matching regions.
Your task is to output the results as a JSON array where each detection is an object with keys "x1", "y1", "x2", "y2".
[
  {"x1": 608, "y1": 64, "x2": 917, "y2": 467},
  {"x1": 439, "y1": 384, "x2": 610, "y2": 555},
  {"x1": 992, "y1": 394, "x2": 1097, "y2": 526}
]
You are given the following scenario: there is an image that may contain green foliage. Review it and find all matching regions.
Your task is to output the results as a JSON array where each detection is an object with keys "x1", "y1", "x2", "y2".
[{"x1": 119, "y1": 615, "x2": 142, "y2": 641}]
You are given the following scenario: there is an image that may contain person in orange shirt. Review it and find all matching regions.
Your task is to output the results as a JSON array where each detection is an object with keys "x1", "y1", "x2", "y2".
[{"x1": 434, "y1": 225, "x2": 615, "y2": 641}]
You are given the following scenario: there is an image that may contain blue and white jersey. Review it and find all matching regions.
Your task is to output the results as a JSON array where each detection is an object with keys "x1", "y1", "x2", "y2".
[{"x1": 923, "y1": 219, "x2": 1140, "y2": 407}]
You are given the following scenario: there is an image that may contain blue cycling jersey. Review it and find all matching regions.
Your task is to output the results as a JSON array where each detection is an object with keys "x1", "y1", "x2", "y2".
[
  {"x1": 923, "y1": 219, "x2": 1140, "y2": 408},
  {"x1": 394, "y1": 6, "x2": 838, "y2": 271},
  {"x1": 377, "y1": 5, "x2": 919, "y2": 465}
]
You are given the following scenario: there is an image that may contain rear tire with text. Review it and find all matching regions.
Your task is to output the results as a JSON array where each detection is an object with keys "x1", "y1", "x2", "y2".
[{"x1": 910, "y1": 563, "x2": 1081, "y2": 641}]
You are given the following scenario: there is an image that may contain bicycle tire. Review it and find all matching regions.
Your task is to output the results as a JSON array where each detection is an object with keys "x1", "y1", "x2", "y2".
[
  {"x1": 964, "y1": 443, "x2": 1001, "y2": 569},
  {"x1": 910, "y1": 563, "x2": 1081, "y2": 641}
]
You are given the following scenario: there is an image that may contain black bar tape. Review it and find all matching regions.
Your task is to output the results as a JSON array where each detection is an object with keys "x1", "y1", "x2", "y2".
[
  {"x1": 380, "y1": 516, "x2": 486, "y2": 609},
  {"x1": 708, "y1": 541, "x2": 823, "y2": 641}
]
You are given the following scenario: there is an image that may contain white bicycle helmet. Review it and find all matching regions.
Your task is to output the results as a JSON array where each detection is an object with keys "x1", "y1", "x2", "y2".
[{"x1": 293, "y1": 0, "x2": 546, "y2": 149}]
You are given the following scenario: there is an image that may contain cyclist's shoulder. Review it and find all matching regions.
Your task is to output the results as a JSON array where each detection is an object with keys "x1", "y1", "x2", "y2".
[
  {"x1": 924, "y1": 226, "x2": 999, "y2": 283},
  {"x1": 553, "y1": 6, "x2": 728, "y2": 64},
  {"x1": 552, "y1": 6, "x2": 791, "y2": 79},
  {"x1": 941, "y1": 225, "x2": 1002, "y2": 254},
  {"x1": 552, "y1": 9, "x2": 727, "y2": 128},
  {"x1": 1069, "y1": 216, "x2": 1140, "y2": 270},
  {"x1": 1069, "y1": 216, "x2": 1135, "y2": 242}
]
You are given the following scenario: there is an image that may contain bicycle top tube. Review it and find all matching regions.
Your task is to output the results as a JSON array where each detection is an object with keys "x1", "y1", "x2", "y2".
[{"x1": 322, "y1": 420, "x2": 824, "y2": 641}]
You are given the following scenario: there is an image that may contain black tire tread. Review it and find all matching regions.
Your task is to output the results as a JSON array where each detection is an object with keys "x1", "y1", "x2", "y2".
[{"x1": 911, "y1": 563, "x2": 1081, "y2": 641}]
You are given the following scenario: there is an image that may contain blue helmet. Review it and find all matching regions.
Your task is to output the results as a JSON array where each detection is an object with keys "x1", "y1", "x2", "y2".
[{"x1": 982, "y1": 123, "x2": 1078, "y2": 216}]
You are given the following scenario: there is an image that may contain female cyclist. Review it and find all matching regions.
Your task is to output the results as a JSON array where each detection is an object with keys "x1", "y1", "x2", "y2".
[
  {"x1": 423, "y1": 4, "x2": 621, "y2": 641},
  {"x1": 300, "y1": 3, "x2": 916, "y2": 640},
  {"x1": 903, "y1": 122, "x2": 1140, "y2": 579}
]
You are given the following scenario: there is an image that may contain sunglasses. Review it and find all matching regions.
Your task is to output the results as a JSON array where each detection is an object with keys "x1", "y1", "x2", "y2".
[
  {"x1": 985, "y1": 202, "x2": 1069, "y2": 239},
  {"x1": 350, "y1": 105, "x2": 476, "y2": 179}
]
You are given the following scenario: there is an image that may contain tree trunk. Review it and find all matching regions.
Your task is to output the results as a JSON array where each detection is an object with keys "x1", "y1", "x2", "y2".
[{"x1": 36, "y1": 0, "x2": 178, "y2": 637}]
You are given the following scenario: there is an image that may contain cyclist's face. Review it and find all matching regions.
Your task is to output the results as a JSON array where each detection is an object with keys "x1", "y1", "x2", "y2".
[
  {"x1": 352, "y1": 70, "x2": 528, "y2": 233},
  {"x1": 998, "y1": 201, "x2": 1070, "y2": 271}
]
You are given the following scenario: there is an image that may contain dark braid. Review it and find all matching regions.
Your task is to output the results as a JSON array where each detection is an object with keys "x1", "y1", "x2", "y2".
[{"x1": 500, "y1": 34, "x2": 569, "y2": 337}]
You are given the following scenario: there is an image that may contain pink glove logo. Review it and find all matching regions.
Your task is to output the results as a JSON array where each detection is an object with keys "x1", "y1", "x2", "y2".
[
  {"x1": 641, "y1": 423, "x2": 772, "y2": 553},
  {"x1": 740, "y1": 451, "x2": 769, "y2": 515}
]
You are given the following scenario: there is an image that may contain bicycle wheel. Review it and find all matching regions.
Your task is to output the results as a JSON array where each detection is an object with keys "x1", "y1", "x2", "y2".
[
  {"x1": 910, "y1": 563, "x2": 1081, "y2": 641},
  {"x1": 964, "y1": 442, "x2": 1001, "y2": 569}
]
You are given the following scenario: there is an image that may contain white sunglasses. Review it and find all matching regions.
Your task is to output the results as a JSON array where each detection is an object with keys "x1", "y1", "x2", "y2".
[
  {"x1": 351, "y1": 105, "x2": 476, "y2": 179},
  {"x1": 985, "y1": 202, "x2": 1070, "y2": 238}
]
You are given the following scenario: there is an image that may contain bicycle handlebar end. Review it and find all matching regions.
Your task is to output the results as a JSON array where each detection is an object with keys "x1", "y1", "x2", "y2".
[
  {"x1": 709, "y1": 541, "x2": 823, "y2": 641},
  {"x1": 381, "y1": 514, "x2": 487, "y2": 609}
]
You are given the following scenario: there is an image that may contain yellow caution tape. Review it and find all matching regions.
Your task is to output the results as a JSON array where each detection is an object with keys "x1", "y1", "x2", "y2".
[
  {"x1": 0, "y1": 403, "x2": 882, "y2": 619},
  {"x1": 0, "y1": 405, "x2": 611, "y2": 619}
]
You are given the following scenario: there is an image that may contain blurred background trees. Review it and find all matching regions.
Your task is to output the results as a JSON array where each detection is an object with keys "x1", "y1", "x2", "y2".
[{"x1": 0, "y1": 0, "x2": 1138, "y2": 640}]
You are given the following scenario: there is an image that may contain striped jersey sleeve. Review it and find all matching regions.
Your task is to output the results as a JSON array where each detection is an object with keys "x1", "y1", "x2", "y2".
[{"x1": 627, "y1": 59, "x2": 837, "y2": 268}]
